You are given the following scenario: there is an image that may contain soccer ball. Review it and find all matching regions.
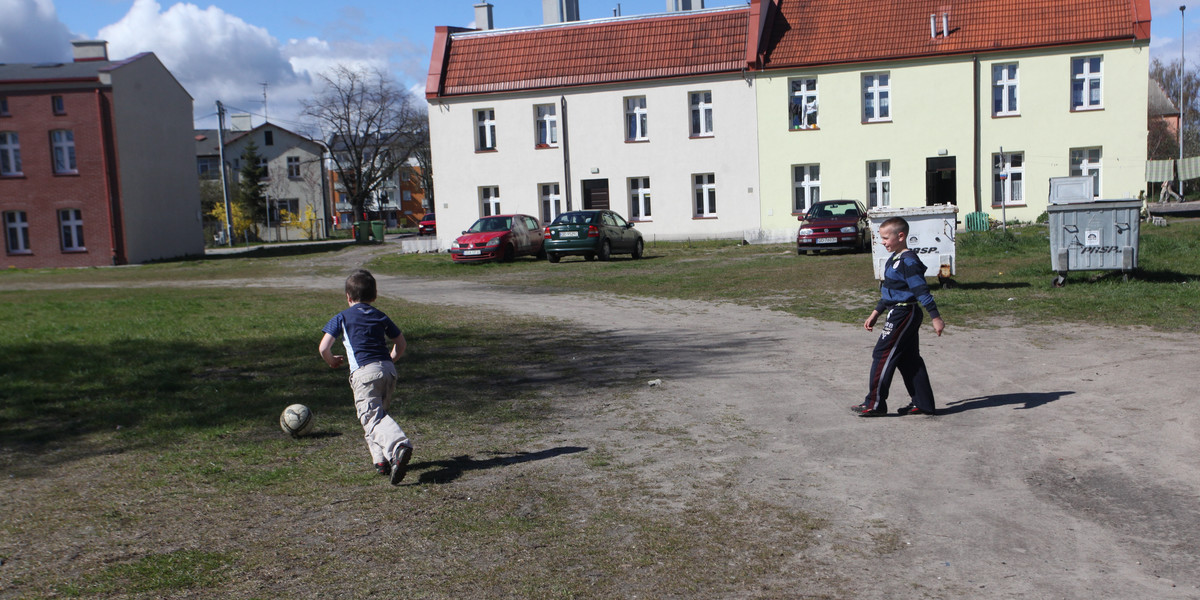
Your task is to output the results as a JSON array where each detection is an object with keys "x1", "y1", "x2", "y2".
[{"x1": 280, "y1": 404, "x2": 314, "y2": 437}]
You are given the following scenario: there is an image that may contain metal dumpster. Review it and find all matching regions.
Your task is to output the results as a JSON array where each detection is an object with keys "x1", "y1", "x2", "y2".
[
  {"x1": 1047, "y1": 199, "x2": 1140, "y2": 286},
  {"x1": 868, "y1": 204, "x2": 959, "y2": 283}
]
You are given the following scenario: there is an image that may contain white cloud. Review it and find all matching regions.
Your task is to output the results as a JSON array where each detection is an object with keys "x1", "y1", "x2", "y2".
[{"x1": 0, "y1": 0, "x2": 75, "y2": 62}]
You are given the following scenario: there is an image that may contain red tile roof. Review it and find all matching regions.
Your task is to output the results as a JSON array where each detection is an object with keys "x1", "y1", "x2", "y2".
[
  {"x1": 430, "y1": 8, "x2": 749, "y2": 98},
  {"x1": 764, "y1": 0, "x2": 1150, "y2": 69}
]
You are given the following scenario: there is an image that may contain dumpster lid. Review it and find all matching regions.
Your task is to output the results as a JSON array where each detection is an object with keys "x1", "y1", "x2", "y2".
[{"x1": 867, "y1": 204, "x2": 960, "y2": 219}]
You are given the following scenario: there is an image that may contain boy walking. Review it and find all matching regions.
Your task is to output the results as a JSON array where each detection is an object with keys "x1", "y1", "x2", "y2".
[
  {"x1": 319, "y1": 269, "x2": 413, "y2": 484},
  {"x1": 853, "y1": 217, "x2": 945, "y2": 417}
]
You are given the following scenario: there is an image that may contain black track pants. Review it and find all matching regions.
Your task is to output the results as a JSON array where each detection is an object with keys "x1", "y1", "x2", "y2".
[{"x1": 863, "y1": 304, "x2": 936, "y2": 413}]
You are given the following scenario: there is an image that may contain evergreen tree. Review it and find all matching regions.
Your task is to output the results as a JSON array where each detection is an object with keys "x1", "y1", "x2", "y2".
[{"x1": 236, "y1": 141, "x2": 268, "y2": 235}]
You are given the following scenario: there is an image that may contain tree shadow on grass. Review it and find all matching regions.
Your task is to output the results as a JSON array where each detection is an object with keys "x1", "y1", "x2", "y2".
[
  {"x1": 411, "y1": 446, "x2": 588, "y2": 485},
  {"x1": 941, "y1": 391, "x2": 1074, "y2": 415}
]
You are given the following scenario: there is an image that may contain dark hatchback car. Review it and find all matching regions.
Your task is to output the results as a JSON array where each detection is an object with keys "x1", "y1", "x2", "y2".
[
  {"x1": 418, "y1": 213, "x2": 436, "y2": 236},
  {"x1": 543, "y1": 209, "x2": 644, "y2": 262},
  {"x1": 450, "y1": 214, "x2": 545, "y2": 263},
  {"x1": 796, "y1": 200, "x2": 870, "y2": 254}
]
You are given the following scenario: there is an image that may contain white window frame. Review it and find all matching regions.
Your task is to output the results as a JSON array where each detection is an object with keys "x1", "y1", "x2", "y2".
[
  {"x1": 625, "y1": 96, "x2": 648, "y2": 142},
  {"x1": 475, "y1": 108, "x2": 497, "y2": 151},
  {"x1": 862, "y1": 73, "x2": 891, "y2": 123},
  {"x1": 992, "y1": 63, "x2": 1019, "y2": 116},
  {"x1": 867, "y1": 160, "x2": 891, "y2": 208},
  {"x1": 992, "y1": 152, "x2": 1025, "y2": 207},
  {"x1": 5, "y1": 210, "x2": 30, "y2": 254},
  {"x1": 0, "y1": 131, "x2": 21, "y2": 176},
  {"x1": 256, "y1": 157, "x2": 269, "y2": 180},
  {"x1": 789, "y1": 77, "x2": 819, "y2": 130},
  {"x1": 50, "y1": 129, "x2": 76, "y2": 174},
  {"x1": 535, "y1": 104, "x2": 558, "y2": 147},
  {"x1": 792, "y1": 164, "x2": 821, "y2": 213},
  {"x1": 693, "y1": 173, "x2": 716, "y2": 217},
  {"x1": 1070, "y1": 147, "x2": 1102, "y2": 198},
  {"x1": 540, "y1": 182, "x2": 562, "y2": 223},
  {"x1": 689, "y1": 91, "x2": 713, "y2": 137},
  {"x1": 629, "y1": 177, "x2": 652, "y2": 221},
  {"x1": 1071, "y1": 56, "x2": 1103, "y2": 111},
  {"x1": 480, "y1": 186, "x2": 501, "y2": 216},
  {"x1": 58, "y1": 208, "x2": 85, "y2": 251},
  {"x1": 269, "y1": 198, "x2": 300, "y2": 222},
  {"x1": 286, "y1": 156, "x2": 301, "y2": 178}
]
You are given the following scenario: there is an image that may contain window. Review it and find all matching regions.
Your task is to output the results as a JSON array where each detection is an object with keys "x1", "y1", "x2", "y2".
[
  {"x1": 992, "y1": 152, "x2": 1025, "y2": 206},
  {"x1": 58, "y1": 208, "x2": 85, "y2": 251},
  {"x1": 862, "y1": 73, "x2": 891, "y2": 122},
  {"x1": 629, "y1": 177, "x2": 651, "y2": 220},
  {"x1": 693, "y1": 173, "x2": 716, "y2": 217},
  {"x1": 0, "y1": 132, "x2": 21, "y2": 176},
  {"x1": 1071, "y1": 57, "x2": 1103, "y2": 111},
  {"x1": 0, "y1": 97, "x2": 9, "y2": 116},
  {"x1": 50, "y1": 129, "x2": 76, "y2": 174},
  {"x1": 51, "y1": 95, "x2": 65, "y2": 115},
  {"x1": 480, "y1": 186, "x2": 500, "y2": 216},
  {"x1": 625, "y1": 96, "x2": 648, "y2": 141},
  {"x1": 789, "y1": 78, "x2": 818, "y2": 130},
  {"x1": 287, "y1": 156, "x2": 301, "y2": 178},
  {"x1": 535, "y1": 104, "x2": 558, "y2": 147},
  {"x1": 264, "y1": 130, "x2": 274, "y2": 146},
  {"x1": 867, "y1": 160, "x2": 891, "y2": 208},
  {"x1": 1070, "y1": 147, "x2": 1102, "y2": 197},
  {"x1": 792, "y1": 164, "x2": 821, "y2": 213},
  {"x1": 4, "y1": 211, "x2": 30, "y2": 254},
  {"x1": 197, "y1": 156, "x2": 219, "y2": 179},
  {"x1": 475, "y1": 109, "x2": 496, "y2": 151},
  {"x1": 269, "y1": 198, "x2": 300, "y2": 222},
  {"x1": 689, "y1": 91, "x2": 713, "y2": 137},
  {"x1": 992, "y1": 63, "x2": 1019, "y2": 116},
  {"x1": 540, "y1": 183, "x2": 562, "y2": 223}
]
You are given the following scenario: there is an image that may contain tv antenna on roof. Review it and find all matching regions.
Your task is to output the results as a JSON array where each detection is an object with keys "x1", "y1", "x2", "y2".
[{"x1": 259, "y1": 82, "x2": 269, "y2": 121}]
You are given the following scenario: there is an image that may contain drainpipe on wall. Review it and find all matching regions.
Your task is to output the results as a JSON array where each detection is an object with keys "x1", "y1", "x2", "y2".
[
  {"x1": 972, "y1": 55, "x2": 982, "y2": 213},
  {"x1": 95, "y1": 89, "x2": 126, "y2": 264},
  {"x1": 561, "y1": 96, "x2": 572, "y2": 211}
]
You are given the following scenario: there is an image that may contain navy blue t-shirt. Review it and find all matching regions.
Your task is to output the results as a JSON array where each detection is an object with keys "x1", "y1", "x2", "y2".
[{"x1": 322, "y1": 303, "x2": 402, "y2": 372}]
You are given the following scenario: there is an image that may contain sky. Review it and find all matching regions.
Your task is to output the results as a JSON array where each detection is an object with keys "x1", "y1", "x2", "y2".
[{"x1": 0, "y1": 0, "x2": 1192, "y2": 132}]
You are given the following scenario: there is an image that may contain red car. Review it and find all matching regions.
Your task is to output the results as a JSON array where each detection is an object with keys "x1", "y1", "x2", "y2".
[
  {"x1": 796, "y1": 200, "x2": 870, "y2": 255},
  {"x1": 450, "y1": 214, "x2": 546, "y2": 262},
  {"x1": 417, "y1": 213, "x2": 436, "y2": 236}
]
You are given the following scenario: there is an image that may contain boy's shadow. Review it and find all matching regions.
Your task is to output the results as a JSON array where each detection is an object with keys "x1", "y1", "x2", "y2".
[
  {"x1": 941, "y1": 391, "x2": 1073, "y2": 415},
  {"x1": 411, "y1": 446, "x2": 588, "y2": 485}
]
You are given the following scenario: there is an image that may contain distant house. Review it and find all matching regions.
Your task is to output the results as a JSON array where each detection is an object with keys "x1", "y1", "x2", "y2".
[
  {"x1": 326, "y1": 137, "x2": 428, "y2": 230},
  {"x1": 1, "y1": 41, "x2": 202, "y2": 267},
  {"x1": 1149, "y1": 79, "x2": 1180, "y2": 137},
  {"x1": 196, "y1": 120, "x2": 329, "y2": 242}
]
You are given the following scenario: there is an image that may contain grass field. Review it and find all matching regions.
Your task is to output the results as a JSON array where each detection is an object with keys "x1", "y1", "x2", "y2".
[{"x1": 1, "y1": 218, "x2": 1197, "y2": 597}]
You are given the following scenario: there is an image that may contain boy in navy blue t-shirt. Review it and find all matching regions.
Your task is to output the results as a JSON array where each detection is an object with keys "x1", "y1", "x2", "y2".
[
  {"x1": 853, "y1": 217, "x2": 946, "y2": 418},
  {"x1": 319, "y1": 269, "x2": 413, "y2": 484}
]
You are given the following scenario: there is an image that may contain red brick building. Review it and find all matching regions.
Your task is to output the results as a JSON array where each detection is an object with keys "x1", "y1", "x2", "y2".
[{"x1": 1, "y1": 41, "x2": 202, "y2": 268}]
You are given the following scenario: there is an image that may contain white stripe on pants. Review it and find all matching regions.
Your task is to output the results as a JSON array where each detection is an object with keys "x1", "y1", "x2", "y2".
[{"x1": 349, "y1": 361, "x2": 409, "y2": 464}]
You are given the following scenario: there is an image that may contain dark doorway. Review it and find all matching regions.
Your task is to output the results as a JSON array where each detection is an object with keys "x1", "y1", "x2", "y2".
[
  {"x1": 582, "y1": 179, "x2": 610, "y2": 210},
  {"x1": 925, "y1": 156, "x2": 957, "y2": 206}
]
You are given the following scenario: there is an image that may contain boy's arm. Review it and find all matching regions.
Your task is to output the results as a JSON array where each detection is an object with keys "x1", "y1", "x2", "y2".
[
  {"x1": 864, "y1": 309, "x2": 881, "y2": 331},
  {"x1": 318, "y1": 333, "x2": 345, "y2": 369},
  {"x1": 389, "y1": 332, "x2": 407, "y2": 362}
]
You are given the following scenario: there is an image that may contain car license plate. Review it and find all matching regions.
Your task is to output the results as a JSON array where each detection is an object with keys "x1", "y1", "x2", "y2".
[
  {"x1": 816, "y1": 238, "x2": 836, "y2": 244},
  {"x1": 558, "y1": 231, "x2": 579, "y2": 238},
  {"x1": 464, "y1": 249, "x2": 482, "y2": 256}
]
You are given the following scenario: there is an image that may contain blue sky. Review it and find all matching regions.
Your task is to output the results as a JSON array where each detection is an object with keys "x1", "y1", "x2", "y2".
[{"x1": 0, "y1": 0, "x2": 1190, "y2": 130}]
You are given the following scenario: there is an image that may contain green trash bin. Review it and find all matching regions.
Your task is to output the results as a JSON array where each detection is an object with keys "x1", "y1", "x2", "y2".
[
  {"x1": 353, "y1": 221, "x2": 370, "y2": 243},
  {"x1": 370, "y1": 221, "x2": 385, "y2": 242}
]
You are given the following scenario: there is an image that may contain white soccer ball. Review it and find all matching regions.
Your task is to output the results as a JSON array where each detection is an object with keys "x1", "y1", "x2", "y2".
[{"x1": 280, "y1": 404, "x2": 314, "y2": 437}]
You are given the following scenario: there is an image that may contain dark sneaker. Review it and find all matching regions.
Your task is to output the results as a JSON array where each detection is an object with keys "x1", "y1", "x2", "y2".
[
  {"x1": 375, "y1": 461, "x2": 391, "y2": 476},
  {"x1": 897, "y1": 404, "x2": 936, "y2": 416},
  {"x1": 390, "y1": 445, "x2": 412, "y2": 486},
  {"x1": 852, "y1": 403, "x2": 887, "y2": 417}
]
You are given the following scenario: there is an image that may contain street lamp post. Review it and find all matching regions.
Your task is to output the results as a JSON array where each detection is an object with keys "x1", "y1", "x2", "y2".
[{"x1": 1181, "y1": 5, "x2": 1187, "y2": 200}]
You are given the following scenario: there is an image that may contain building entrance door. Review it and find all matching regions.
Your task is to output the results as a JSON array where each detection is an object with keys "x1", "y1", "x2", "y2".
[
  {"x1": 582, "y1": 179, "x2": 610, "y2": 210},
  {"x1": 925, "y1": 156, "x2": 957, "y2": 206}
]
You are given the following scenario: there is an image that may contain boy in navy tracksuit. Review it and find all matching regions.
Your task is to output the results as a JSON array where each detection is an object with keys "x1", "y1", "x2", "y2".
[{"x1": 853, "y1": 217, "x2": 945, "y2": 417}]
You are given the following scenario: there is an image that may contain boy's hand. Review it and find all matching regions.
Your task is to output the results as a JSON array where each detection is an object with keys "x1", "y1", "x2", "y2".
[
  {"x1": 931, "y1": 317, "x2": 945, "y2": 337},
  {"x1": 327, "y1": 355, "x2": 345, "y2": 369},
  {"x1": 864, "y1": 310, "x2": 880, "y2": 332}
]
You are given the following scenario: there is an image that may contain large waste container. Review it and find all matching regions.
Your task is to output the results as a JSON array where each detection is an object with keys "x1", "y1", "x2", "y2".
[
  {"x1": 370, "y1": 221, "x2": 385, "y2": 242},
  {"x1": 868, "y1": 204, "x2": 959, "y2": 283},
  {"x1": 1047, "y1": 199, "x2": 1140, "y2": 286},
  {"x1": 353, "y1": 221, "x2": 370, "y2": 243}
]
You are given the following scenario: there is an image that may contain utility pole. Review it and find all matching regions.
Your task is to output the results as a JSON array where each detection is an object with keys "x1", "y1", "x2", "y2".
[
  {"x1": 216, "y1": 100, "x2": 234, "y2": 246},
  {"x1": 1180, "y1": 5, "x2": 1187, "y2": 200}
]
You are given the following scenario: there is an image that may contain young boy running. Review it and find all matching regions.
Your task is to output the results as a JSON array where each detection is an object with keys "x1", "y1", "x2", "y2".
[
  {"x1": 319, "y1": 269, "x2": 413, "y2": 484},
  {"x1": 853, "y1": 217, "x2": 945, "y2": 417}
]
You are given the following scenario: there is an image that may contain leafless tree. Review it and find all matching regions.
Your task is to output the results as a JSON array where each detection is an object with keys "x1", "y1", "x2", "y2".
[
  {"x1": 411, "y1": 111, "x2": 435, "y2": 212},
  {"x1": 301, "y1": 64, "x2": 425, "y2": 223}
]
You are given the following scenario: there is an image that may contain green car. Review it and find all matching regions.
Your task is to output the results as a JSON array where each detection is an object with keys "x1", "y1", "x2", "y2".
[{"x1": 543, "y1": 210, "x2": 644, "y2": 263}]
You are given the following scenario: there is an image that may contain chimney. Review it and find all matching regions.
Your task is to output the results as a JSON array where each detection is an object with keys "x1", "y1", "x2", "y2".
[
  {"x1": 71, "y1": 40, "x2": 109, "y2": 62},
  {"x1": 666, "y1": 0, "x2": 704, "y2": 11},
  {"x1": 543, "y1": 0, "x2": 580, "y2": 24},
  {"x1": 230, "y1": 113, "x2": 252, "y2": 132},
  {"x1": 475, "y1": 2, "x2": 494, "y2": 30}
]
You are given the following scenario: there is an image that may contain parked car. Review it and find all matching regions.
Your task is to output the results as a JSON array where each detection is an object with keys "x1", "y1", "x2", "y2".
[
  {"x1": 418, "y1": 213, "x2": 436, "y2": 236},
  {"x1": 796, "y1": 200, "x2": 870, "y2": 254},
  {"x1": 450, "y1": 214, "x2": 545, "y2": 263},
  {"x1": 543, "y1": 209, "x2": 644, "y2": 262}
]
